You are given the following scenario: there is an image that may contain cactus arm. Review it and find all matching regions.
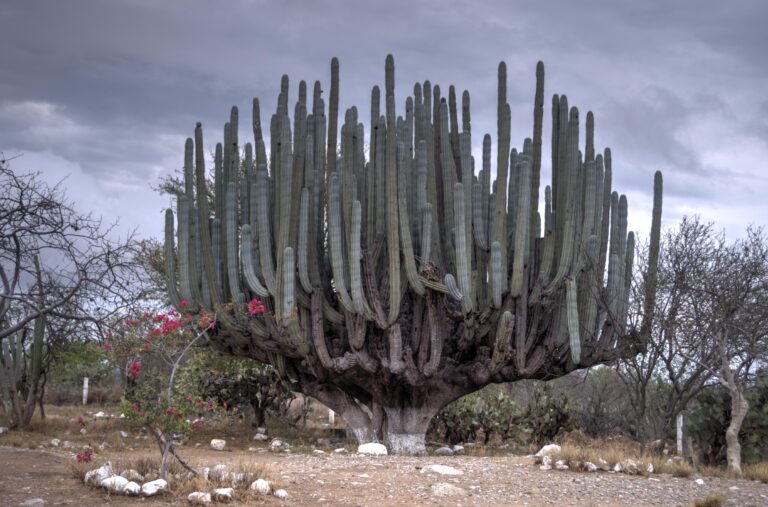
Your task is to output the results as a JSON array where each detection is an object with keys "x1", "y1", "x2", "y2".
[
  {"x1": 282, "y1": 247, "x2": 296, "y2": 319},
  {"x1": 255, "y1": 168, "x2": 277, "y2": 295},
  {"x1": 328, "y1": 173, "x2": 355, "y2": 313},
  {"x1": 420, "y1": 203, "x2": 433, "y2": 271},
  {"x1": 350, "y1": 199, "x2": 373, "y2": 316},
  {"x1": 164, "y1": 209, "x2": 183, "y2": 309},
  {"x1": 194, "y1": 123, "x2": 221, "y2": 308},
  {"x1": 490, "y1": 241, "x2": 502, "y2": 308},
  {"x1": 398, "y1": 143, "x2": 425, "y2": 296},
  {"x1": 453, "y1": 183, "x2": 473, "y2": 313},
  {"x1": 297, "y1": 188, "x2": 313, "y2": 293},
  {"x1": 566, "y1": 277, "x2": 581, "y2": 365},
  {"x1": 225, "y1": 183, "x2": 243, "y2": 303},
  {"x1": 240, "y1": 225, "x2": 269, "y2": 298},
  {"x1": 490, "y1": 310, "x2": 514, "y2": 374},
  {"x1": 385, "y1": 55, "x2": 401, "y2": 324},
  {"x1": 641, "y1": 171, "x2": 663, "y2": 338},
  {"x1": 510, "y1": 157, "x2": 532, "y2": 298}
]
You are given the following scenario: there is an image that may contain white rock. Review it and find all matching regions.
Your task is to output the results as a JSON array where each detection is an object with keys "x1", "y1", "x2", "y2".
[
  {"x1": 613, "y1": 463, "x2": 622, "y2": 473},
  {"x1": 94, "y1": 411, "x2": 106, "y2": 418},
  {"x1": 269, "y1": 438, "x2": 290, "y2": 451},
  {"x1": 584, "y1": 461, "x2": 598, "y2": 472},
  {"x1": 210, "y1": 438, "x2": 226, "y2": 451},
  {"x1": 274, "y1": 489, "x2": 289, "y2": 500},
  {"x1": 209, "y1": 464, "x2": 229, "y2": 482},
  {"x1": 61, "y1": 441, "x2": 74, "y2": 448},
  {"x1": 19, "y1": 499, "x2": 46, "y2": 507},
  {"x1": 621, "y1": 459, "x2": 640, "y2": 475},
  {"x1": 188, "y1": 492, "x2": 212, "y2": 504},
  {"x1": 357, "y1": 442, "x2": 388, "y2": 456},
  {"x1": 119, "y1": 431, "x2": 129, "y2": 438},
  {"x1": 534, "y1": 444, "x2": 561, "y2": 457},
  {"x1": 253, "y1": 433, "x2": 269, "y2": 441},
  {"x1": 124, "y1": 482, "x2": 141, "y2": 495},
  {"x1": 421, "y1": 464, "x2": 463, "y2": 476},
  {"x1": 554, "y1": 459, "x2": 569, "y2": 470},
  {"x1": 431, "y1": 483, "x2": 467, "y2": 497},
  {"x1": 79, "y1": 428, "x2": 87, "y2": 435},
  {"x1": 50, "y1": 438, "x2": 61, "y2": 447},
  {"x1": 0, "y1": 427, "x2": 7, "y2": 435},
  {"x1": 433, "y1": 446, "x2": 454, "y2": 456},
  {"x1": 646, "y1": 463, "x2": 654, "y2": 474},
  {"x1": 84, "y1": 462, "x2": 113, "y2": 486},
  {"x1": 597, "y1": 458, "x2": 610, "y2": 471},
  {"x1": 333, "y1": 448, "x2": 348, "y2": 454},
  {"x1": 250, "y1": 478, "x2": 271, "y2": 495},
  {"x1": 230, "y1": 472, "x2": 245, "y2": 487},
  {"x1": 212, "y1": 487, "x2": 234, "y2": 502},
  {"x1": 100, "y1": 475, "x2": 129, "y2": 493},
  {"x1": 313, "y1": 449, "x2": 326, "y2": 454},
  {"x1": 201, "y1": 467, "x2": 210, "y2": 481},
  {"x1": 120, "y1": 469, "x2": 144, "y2": 482},
  {"x1": 256, "y1": 426, "x2": 267, "y2": 434},
  {"x1": 452, "y1": 444, "x2": 465, "y2": 454},
  {"x1": 729, "y1": 485, "x2": 739, "y2": 491},
  {"x1": 694, "y1": 478, "x2": 705, "y2": 485},
  {"x1": 141, "y1": 478, "x2": 167, "y2": 496}
]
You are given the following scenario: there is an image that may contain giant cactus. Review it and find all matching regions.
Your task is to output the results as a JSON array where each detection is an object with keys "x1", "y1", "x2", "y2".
[{"x1": 164, "y1": 56, "x2": 662, "y2": 454}]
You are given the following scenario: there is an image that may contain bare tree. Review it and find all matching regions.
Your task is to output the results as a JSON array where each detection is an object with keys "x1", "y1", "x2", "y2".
[{"x1": 0, "y1": 160, "x2": 151, "y2": 427}]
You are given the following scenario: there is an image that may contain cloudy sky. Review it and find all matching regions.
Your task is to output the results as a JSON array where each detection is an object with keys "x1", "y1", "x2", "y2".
[{"x1": 1, "y1": 0, "x2": 766, "y2": 243}]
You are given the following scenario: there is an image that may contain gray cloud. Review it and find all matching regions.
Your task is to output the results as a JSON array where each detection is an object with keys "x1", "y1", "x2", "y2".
[{"x1": 1, "y1": 0, "x2": 765, "y2": 240}]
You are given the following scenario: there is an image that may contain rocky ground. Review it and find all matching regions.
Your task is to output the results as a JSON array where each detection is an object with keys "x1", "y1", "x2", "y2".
[{"x1": 2, "y1": 444, "x2": 768, "y2": 506}]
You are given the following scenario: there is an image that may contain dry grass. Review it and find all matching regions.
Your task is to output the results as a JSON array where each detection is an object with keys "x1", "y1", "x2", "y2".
[
  {"x1": 693, "y1": 494, "x2": 727, "y2": 507},
  {"x1": 744, "y1": 462, "x2": 768, "y2": 483},
  {"x1": 549, "y1": 444, "x2": 695, "y2": 477}
]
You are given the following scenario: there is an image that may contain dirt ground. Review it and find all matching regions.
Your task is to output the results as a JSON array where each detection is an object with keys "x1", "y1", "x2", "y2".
[
  {"x1": 2, "y1": 444, "x2": 768, "y2": 507},
  {"x1": 2, "y1": 405, "x2": 768, "y2": 506}
]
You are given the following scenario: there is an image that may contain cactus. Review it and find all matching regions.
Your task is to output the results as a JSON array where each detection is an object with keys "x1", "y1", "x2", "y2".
[{"x1": 163, "y1": 56, "x2": 662, "y2": 455}]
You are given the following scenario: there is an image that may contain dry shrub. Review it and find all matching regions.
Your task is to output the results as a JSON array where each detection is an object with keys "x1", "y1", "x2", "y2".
[
  {"x1": 744, "y1": 462, "x2": 768, "y2": 483},
  {"x1": 550, "y1": 442, "x2": 695, "y2": 478},
  {"x1": 693, "y1": 494, "x2": 727, "y2": 507}
]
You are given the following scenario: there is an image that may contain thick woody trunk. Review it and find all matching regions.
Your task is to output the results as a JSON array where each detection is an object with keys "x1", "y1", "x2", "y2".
[
  {"x1": 725, "y1": 385, "x2": 749, "y2": 476},
  {"x1": 382, "y1": 404, "x2": 441, "y2": 455}
]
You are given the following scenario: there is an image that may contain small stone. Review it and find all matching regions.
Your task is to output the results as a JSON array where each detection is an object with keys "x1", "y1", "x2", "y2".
[
  {"x1": 250, "y1": 478, "x2": 271, "y2": 495},
  {"x1": 100, "y1": 475, "x2": 129, "y2": 493},
  {"x1": 120, "y1": 469, "x2": 144, "y2": 482},
  {"x1": 230, "y1": 472, "x2": 246, "y2": 487},
  {"x1": 256, "y1": 426, "x2": 267, "y2": 434},
  {"x1": 209, "y1": 464, "x2": 229, "y2": 482},
  {"x1": 269, "y1": 438, "x2": 290, "y2": 451},
  {"x1": 124, "y1": 482, "x2": 141, "y2": 495},
  {"x1": 79, "y1": 428, "x2": 87, "y2": 435},
  {"x1": 430, "y1": 483, "x2": 467, "y2": 497},
  {"x1": 93, "y1": 411, "x2": 106, "y2": 418},
  {"x1": 433, "y1": 446, "x2": 454, "y2": 456},
  {"x1": 253, "y1": 433, "x2": 269, "y2": 441},
  {"x1": 597, "y1": 458, "x2": 610, "y2": 471},
  {"x1": 421, "y1": 464, "x2": 463, "y2": 476},
  {"x1": 646, "y1": 463, "x2": 654, "y2": 474},
  {"x1": 694, "y1": 478, "x2": 705, "y2": 485},
  {"x1": 534, "y1": 444, "x2": 561, "y2": 457},
  {"x1": 119, "y1": 431, "x2": 129, "y2": 438},
  {"x1": 584, "y1": 462, "x2": 598, "y2": 472},
  {"x1": 141, "y1": 478, "x2": 167, "y2": 496},
  {"x1": 613, "y1": 463, "x2": 622, "y2": 473},
  {"x1": 210, "y1": 438, "x2": 226, "y2": 451},
  {"x1": 50, "y1": 438, "x2": 61, "y2": 447},
  {"x1": 452, "y1": 444, "x2": 465, "y2": 454},
  {"x1": 621, "y1": 460, "x2": 639, "y2": 475},
  {"x1": 313, "y1": 449, "x2": 325, "y2": 455},
  {"x1": 188, "y1": 492, "x2": 212, "y2": 504},
  {"x1": 357, "y1": 442, "x2": 387, "y2": 456},
  {"x1": 19, "y1": 499, "x2": 46, "y2": 507},
  {"x1": 554, "y1": 459, "x2": 569, "y2": 470},
  {"x1": 729, "y1": 486, "x2": 739, "y2": 491},
  {"x1": 333, "y1": 448, "x2": 348, "y2": 454},
  {"x1": 0, "y1": 427, "x2": 8, "y2": 435},
  {"x1": 84, "y1": 462, "x2": 113, "y2": 486},
  {"x1": 274, "y1": 489, "x2": 289, "y2": 500},
  {"x1": 212, "y1": 487, "x2": 234, "y2": 502}
]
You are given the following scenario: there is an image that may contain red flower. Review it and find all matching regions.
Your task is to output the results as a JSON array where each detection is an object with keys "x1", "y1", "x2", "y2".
[
  {"x1": 101, "y1": 342, "x2": 113, "y2": 351},
  {"x1": 248, "y1": 299, "x2": 266, "y2": 316},
  {"x1": 127, "y1": 362, "x2": 141, "y2": 380},
  {"x1": 166, "y1": 406, "x2": 174, "y2": 415},
  {"x1": 131, "y1": 402, "x2": 138, "y2": 410},
  {"x1": 179, "y1": 300, "x2": 189, "y2": 308}
]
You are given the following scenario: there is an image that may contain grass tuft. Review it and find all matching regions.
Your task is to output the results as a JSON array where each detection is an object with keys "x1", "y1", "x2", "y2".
[{"x1": 693, "y1": 494, "x2": 727, "y2": 507}]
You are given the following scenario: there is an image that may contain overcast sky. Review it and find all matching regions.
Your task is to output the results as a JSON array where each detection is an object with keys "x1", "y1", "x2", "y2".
[{"x1": 1, "y1": 0, "x2": 766, "y2": 243}]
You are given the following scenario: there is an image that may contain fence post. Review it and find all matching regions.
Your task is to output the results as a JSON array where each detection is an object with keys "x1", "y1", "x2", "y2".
[
  {"x1": 82, "y1": 377, "x2": 89, "y2": 405},
  {"x1": 676, "y1": 413, "x2": 684, "y2": 456}
]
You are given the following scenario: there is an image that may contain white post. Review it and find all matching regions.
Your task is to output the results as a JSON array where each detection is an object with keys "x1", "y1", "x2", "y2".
[
  {"x1": 676, "y1": 413, "x2": 684, "y2": 456},
  {"x1": 82, "y1": 377, "x2": 89, "y2": 405},
  {"x1": 328, "y1": 409, "x2": 335, "y2": 425}
]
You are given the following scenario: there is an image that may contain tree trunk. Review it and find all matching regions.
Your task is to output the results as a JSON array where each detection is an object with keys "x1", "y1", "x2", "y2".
[
  {"x1": 724, "y1": 384, "x2": 749, "y2": 476},
  {"x1": 381, "y1": 403, "x2": 441, "y2": 455}
]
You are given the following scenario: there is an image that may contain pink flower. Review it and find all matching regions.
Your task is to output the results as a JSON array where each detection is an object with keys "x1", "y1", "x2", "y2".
[
  {"x1": 248, "y1": 299, "x2": 266, "y2": 316},
  {"x1": 127, "y1": 362, "x2": 141, "y2": 380},
  {"x1": 179, "y1": 300, "x2": 189, "y2": 308}
]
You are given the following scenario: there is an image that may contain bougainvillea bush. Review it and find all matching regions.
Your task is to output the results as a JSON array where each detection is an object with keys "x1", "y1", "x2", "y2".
[{"x1": 105, "y1": 303, "x2": 219, "y2": 479}]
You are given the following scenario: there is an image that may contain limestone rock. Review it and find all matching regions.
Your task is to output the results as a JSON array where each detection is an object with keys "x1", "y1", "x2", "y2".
[
  {"x1": 433, "y1": 446, "x2": 454, "y2": 456},
  {"x1": 100, "y1": 475, "x2": 129, "y2": 493},
  {"x1": 84, "y1": 462, "x2": 113, "y2": 486},
  {"x1": 431, "y1": 483, "x2": 467, "y2": 497},
  {"x1": 421, "y1": 464, "x2": 463, "y2": 476},
  {"x1": 313, "y1": 449, "x2": 326, "y2": 455},
  {"x1": 333, "y1": 448, "x2": 348, "y2": 454},
  {"x1": 124, "y1": 482, "x2": 141, "y2": 496},
  {"x1": 274, "y1": 489, "x2": 289, "y2": 500},
  {"x1": 452, "y1": 444, "x2": 465, "y2": 454},
  {"x1": 269, "y1": 438, "x2": 290, "y2": 451},
  {"x1": 0, "y1": 427, "x2": 7, "y2": 435},
  {"x1": 250, "y1": 478, "x2": 271, "y2": 495},
  {"x1": 188, "y1": 492, "x2": 212, "y2": 504},
  {"x1": 209, "y1": 464, "x2": 229, "y2": 482},
  {"x1": 19, "y1": 499, "x2": 46, "y2": 507},
  {"x1": 694, "y1": 478, "x2": 705, "y2": 485},
  {"x1": 141, "y1": 478, "x2": 167, "y2": 496},
  {"x1": 253, "y1": 433, "x2": 269, "y2": 441},
  {"x1": 621, "y1": 460, "x2": 639, "y2": 475},
  {"x1": 230, "y1": 472, "x2": 246, "y2": 487},
  {"x1": 120, "y1": 469, "x2": 144, "y2": 482},
  {"x1": 534, "y1": 444, "x2": 561, "y2": 457},
  {"x1": 357, "y1": 442, "x2": 387, "y2": 456},
  {"x1": 49, "y1": 438, "x2": 61, "y2": 447},
  {"x1": 613, "y1": 463, "x2": 622, "y2": 473},
  {"x1": 597, "y1": 459, "x2": 610, "y2": 471},
  {"x1": 210, "y1": 438, "x2": 226, "y2": 451},
  {"x1": 212, "y1": 487, "x2": 234, "y2": 502},
  {"x1": 646, "y1": 463, "x2": 654, "y2": 474},
  {"x1": 554, "y1": 459, "x2": 569, "y2": 470},
  {"x1": 584, "y1": 461, "x2": 598, "y2": 472},
  {"x1": 119, "y1": 431, "x2": 129, "y2": 438}
]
